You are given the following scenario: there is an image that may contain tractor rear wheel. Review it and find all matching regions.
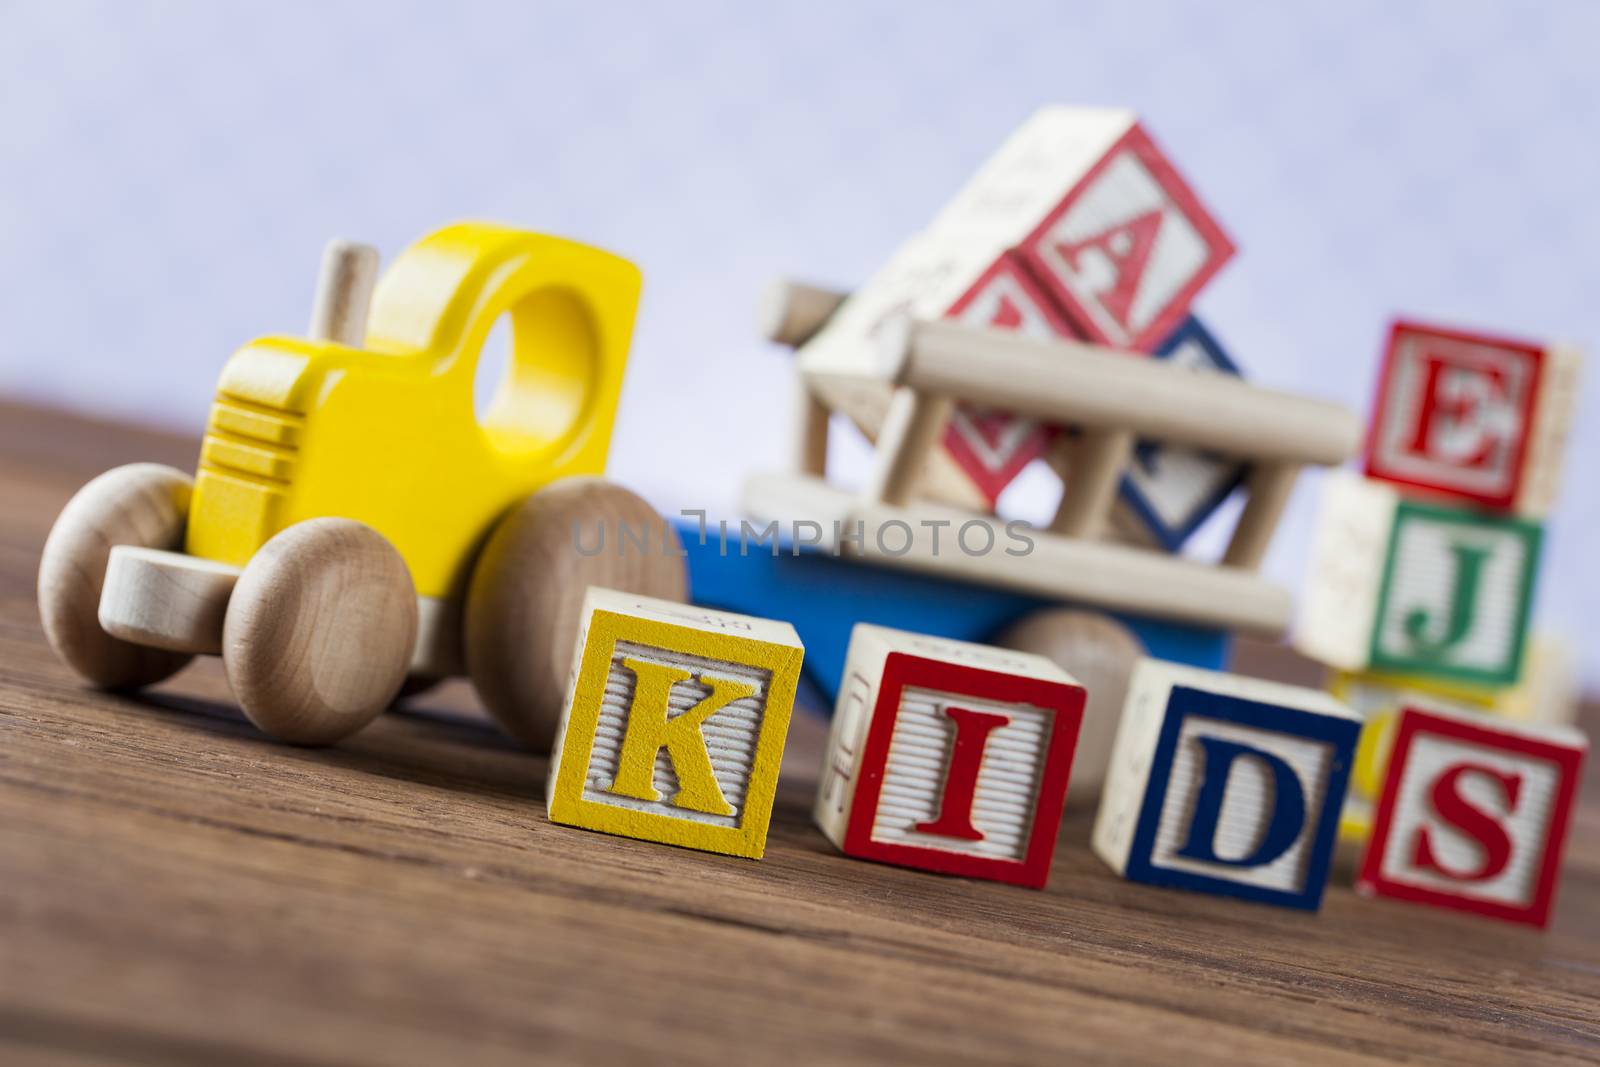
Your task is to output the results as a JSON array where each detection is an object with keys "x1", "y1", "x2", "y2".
[
  {"x1": 464, "y1": 478, "x2": 688, "y2": 752},
  {"x1": 38, "y1": 463, "x2": 195, "y2": 689}
]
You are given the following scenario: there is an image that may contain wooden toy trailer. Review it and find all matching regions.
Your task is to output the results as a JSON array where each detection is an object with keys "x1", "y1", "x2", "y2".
[
  {"x1": 682, "y1": 280, "x2": 1362, "y2": 802},
  {"x1": 753, "y1": 280, "x2": 1362, "y2": 637}
]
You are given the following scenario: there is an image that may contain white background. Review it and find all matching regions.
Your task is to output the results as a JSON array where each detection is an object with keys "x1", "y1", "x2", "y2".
[{"x1": 3, "y1": 1, "x2": 1596, "y2": 682}]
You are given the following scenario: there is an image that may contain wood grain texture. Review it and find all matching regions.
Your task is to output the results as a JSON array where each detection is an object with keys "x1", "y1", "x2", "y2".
[{"x1": 1, "y1": 399, "x2": 1597, "y2": 1066}]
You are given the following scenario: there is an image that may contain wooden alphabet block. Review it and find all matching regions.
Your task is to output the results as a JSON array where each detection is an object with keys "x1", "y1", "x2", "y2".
[
  {"x1": 797, "y1": 106, "x2": 1234, "y2": 506},
  {"x1": 1333, "y1": 636, "x2": 1582, "y2": 842},
  {"x1": 928, "y1": 105, "x2": 1235, "y2": 351},
  {"x1": 1296, "y1": 471, "x2": 1541, "y2": 687},
  {"x1": 1364, "y1": 320, "x2": 1581, "y2": 516},
  {"x1": 1111, "y1": 316, "x2": 1247, "y2": 549},
  {"x1": 1356, "y1": 704, "x2": 1587, "y2": 927},
  {"x1": 813, "y1": 623, "x2": 1086, "y2": 888},
  {"x1": 1093, "y1": 659, "x2": 1360, "y2": 910},
  {"x1": 546, "y1": 588, "x2": 804, "y2": 859}
]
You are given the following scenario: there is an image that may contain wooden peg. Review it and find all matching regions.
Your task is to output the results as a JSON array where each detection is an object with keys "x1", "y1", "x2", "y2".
[
  {"x1": 792, "y1": 380, "x2": 831, "y2": 477},
  {"x1": 1049, "y1": 429, "x2": 1134, "y2": 538},
  {"x1": 759, "y1": 279, "x2": 848, "y2": 348},
  {"x1": 99, "y1": 546, "x2": 240, "y2": 654},
  {"x1": 308, "y1": 239, "x2": 379, "y2": 346},
  {"x1": 1223, "y1": 461, "x2": 1300, "y2": 569},
  {"x1": 860, "y1": 387, "x2": 954, "y2": 507}
]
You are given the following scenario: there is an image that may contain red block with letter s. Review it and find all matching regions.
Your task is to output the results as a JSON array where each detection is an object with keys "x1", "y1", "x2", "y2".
[
  {"x1": 1365, "y1": 321, "x2": 1582, "y2": 516},
  {"x1": 1357, "y1": 704, "x2": 1587, "y2": 927}
]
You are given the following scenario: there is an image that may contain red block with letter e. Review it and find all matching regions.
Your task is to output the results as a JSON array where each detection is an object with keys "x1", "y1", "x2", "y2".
[
  {"x1": 813, "y1": 623, "x2": 1085, "y2": 888},
  {"x1": 1357, "y1": 705, "x2": 1587, "y2": 928},
  {"x1": 929, "y1": 106, "x2": 1235, "y2": 352},
  {"x1": 1365, "y1": 320, "x2": 1582, "y2": 516}
]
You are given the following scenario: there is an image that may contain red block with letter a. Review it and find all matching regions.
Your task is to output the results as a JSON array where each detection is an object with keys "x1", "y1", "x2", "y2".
[
  {"x1": 1364, "y1": 320, "x2": 1583, "y2": 516},
  {"x1": 813, "y1": 623, "x2": 1085, "y2": 888},
  {"x1": 929, "y1": 107, "x2": 1235, "y2": 352},
  {"x1": 1357, "y1": 704, "x2": 1587, "y2": 928}
]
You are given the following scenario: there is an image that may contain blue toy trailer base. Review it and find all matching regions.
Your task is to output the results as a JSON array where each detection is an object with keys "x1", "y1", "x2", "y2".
[{"x1": 677, "y1": 519, "x2": 1230, "y2": 711}]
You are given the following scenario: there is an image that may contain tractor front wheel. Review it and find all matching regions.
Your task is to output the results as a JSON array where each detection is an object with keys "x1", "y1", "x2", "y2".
[{"x1": 222, "y1": 518, "x2": 417, "y2": 745}]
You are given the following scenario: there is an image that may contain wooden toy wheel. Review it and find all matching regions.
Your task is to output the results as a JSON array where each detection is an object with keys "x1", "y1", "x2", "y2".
[
  {"x1": 38, "y1": 463, "x2": 196, "y2": 689},
  {"x1": 222, "y1": 518, "x2": 417, "y2": 745},
  {"x1": 465, "y1": 478, "x2": 688, "y2": 751},
  {"x1": 992, "y1": 608, "x2": 1142, "y2": 804}
]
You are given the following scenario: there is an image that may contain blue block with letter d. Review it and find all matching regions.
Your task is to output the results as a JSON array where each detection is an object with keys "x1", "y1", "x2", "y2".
[{"x1": 1093, "y1": 659, "x2": 1361, "y2": 910}]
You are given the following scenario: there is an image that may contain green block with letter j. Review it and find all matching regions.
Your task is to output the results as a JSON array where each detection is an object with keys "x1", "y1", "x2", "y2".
[{"x1": 1369, "y1": 500, "x2": 1541, "y2": 686}]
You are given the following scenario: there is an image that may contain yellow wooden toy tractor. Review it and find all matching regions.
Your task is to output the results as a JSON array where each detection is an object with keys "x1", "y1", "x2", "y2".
[{"x1": 38, "y1": 222, "x2": 686, "y2": 746}]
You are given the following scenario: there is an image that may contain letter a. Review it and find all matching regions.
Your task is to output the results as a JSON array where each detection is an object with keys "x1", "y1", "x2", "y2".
[
  {"x1": 1054, "y1": 209, "x2": 1163, "y2": 327},
  {"x1": 608, "y1": 657, "x2": 756, "y2": 816}
]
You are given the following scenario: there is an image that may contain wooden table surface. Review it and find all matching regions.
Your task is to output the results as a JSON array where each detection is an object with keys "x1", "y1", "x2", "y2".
[{"x1": 1, "y1": 400, "x2": 1596, "y2": 1066}]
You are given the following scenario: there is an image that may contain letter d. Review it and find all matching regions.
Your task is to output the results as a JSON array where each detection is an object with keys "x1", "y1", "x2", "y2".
[{"x1": 1176, "y1": 737, "x2": 1307, "y2": 868}]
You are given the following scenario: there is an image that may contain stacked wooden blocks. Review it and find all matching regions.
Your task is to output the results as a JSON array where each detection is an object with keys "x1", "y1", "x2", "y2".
[
  {"x1": 1297, "y1": 320, "x2": 1588, "y2": 926},
  {"x1": 797, "y1": 105, "x2": 1248, "y2": 545}
]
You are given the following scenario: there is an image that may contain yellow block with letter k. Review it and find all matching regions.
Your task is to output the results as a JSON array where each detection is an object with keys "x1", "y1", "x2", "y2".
[{"x1": 547, "y1": 588, "x2": 804, "y2": 858}]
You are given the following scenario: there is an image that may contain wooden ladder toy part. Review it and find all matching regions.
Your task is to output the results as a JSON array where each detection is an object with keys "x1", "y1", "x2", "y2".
[
  {"x1": 763, "y1": 281, "x2": 847, "y2": 479},
  {"x1": 760, "y1": 280, "x2": 1360, "y2": 572}
]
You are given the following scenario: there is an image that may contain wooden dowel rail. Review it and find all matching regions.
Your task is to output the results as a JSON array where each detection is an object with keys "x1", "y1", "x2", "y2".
[
  {"x1": 886, "y1": 319, "x2": 1361, "y2": 467},
  {"x1": 760, "y1": 279, "x2": 848, "y2": 349}
]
